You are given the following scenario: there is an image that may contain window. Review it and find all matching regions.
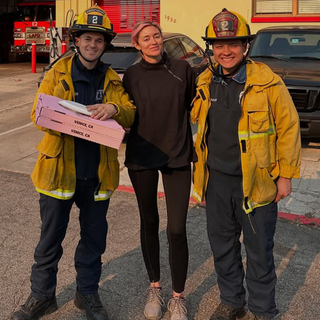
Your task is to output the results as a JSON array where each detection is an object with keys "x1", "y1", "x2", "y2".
[
  {"x1": 180, "y1": 37, "x2": 203, "y2": 59},
  {"x1": 253, "y1": 0, "x2": 320, "y2": 17},
  {"x1": 164, "y1": 38, "x2": 185, "y2": 59},
  {"x1": 249, "y1": 31, "x2": 320, "y2": 58}
]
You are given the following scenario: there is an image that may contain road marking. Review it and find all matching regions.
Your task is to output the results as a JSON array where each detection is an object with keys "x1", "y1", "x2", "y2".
[
  {"x1": 0, "y1": 100, "x2": 33, "y2": 113},
  {"x1": 0, "y1": 122, "x2": 33, "y2": 137}
]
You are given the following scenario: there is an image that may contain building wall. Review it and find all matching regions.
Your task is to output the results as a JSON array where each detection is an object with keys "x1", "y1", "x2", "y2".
[
  {"x1": 0, "y1": 0, "x2": 15, "y2": 62},
  {"x1": 54, "y1": 0, "x2": 319, "y2": 45},
  {"x1": 56, "y1": 0, "x2": 92, "y2": 27},
  {"x1": 160, "y1": 0, "x2": 319, "y2": 47},
  {"x1": 0, "y1": 0, "x2": 15, "y2": 16}
]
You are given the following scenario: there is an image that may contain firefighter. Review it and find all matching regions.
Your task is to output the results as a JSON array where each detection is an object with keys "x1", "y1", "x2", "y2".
[
  {"x1": 191, "y1": 8, "x2": 301, "y2": 320},
  {"x1": 11, "y1": 5, "x2": 135, "y2": 320}
]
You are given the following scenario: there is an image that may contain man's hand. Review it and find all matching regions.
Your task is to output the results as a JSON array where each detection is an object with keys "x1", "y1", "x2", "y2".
[
  {"x1": 87, "y1": 103, "x2": 118, "y2": 120},
  {"x1": 274, "y1": 177, "x2": 292, "y2": 203}
]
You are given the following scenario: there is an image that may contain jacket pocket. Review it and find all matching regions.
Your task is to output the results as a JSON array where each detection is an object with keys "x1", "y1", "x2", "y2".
[
  {"x1": 253, "y1": 146, "x2": 270, "y2": 168},
  {"x1": 246, "y1": 93, "x2": 270, "y2": 133},
  {"x1": 31, "y1": 134, "x2": 64, "y2": 190},
  {"x1": 98, "y1": 147, "x2": 119, "y2": 192},
  {"x1": 37, "y1": 133, "x2": 63, "y2": 158},
  {"x1": 253, "y1": 137, "x2": 277, "y2": 169},
  {"x1": 252, "y1": 147, "x2": 277, "y2": 203}
]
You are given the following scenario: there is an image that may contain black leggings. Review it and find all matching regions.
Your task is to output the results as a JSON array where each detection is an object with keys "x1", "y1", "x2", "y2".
[{"x1": 128, "y1": 165, "x2": 191, "y2": 293}]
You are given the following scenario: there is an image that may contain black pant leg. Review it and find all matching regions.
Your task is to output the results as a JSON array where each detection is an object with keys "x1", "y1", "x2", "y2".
[
  {"x1": 31, "y1": 194, "x2": 73, "y2": 300},
  {"x1": 74, "y1": 179, "x2": 110, "y2": 295},
  {"x1": 206, "y1": 168, "x2": 246, "y2": 308},
  {"x1": 161, "y1": 165, "x2": 191, "y2": 293},
  {"x1": 242, "y1": 202, "x2": 278, "y2": 318},
  {"x1": 128, "y1": 169, "x2": 161, "y2": 283}
]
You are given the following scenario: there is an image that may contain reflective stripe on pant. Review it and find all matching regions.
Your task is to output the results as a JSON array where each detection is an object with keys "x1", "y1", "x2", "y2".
[
  {"x1": 31, "y1": 179, "x2": 109, "y2": 300},
  {"x1": 206, "y1": 168, "x2": 278, "y2": 318}
]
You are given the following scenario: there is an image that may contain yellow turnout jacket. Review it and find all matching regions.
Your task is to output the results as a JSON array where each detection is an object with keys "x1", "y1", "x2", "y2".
[
  {"x1": 30, "y1": 54, "x2": 136, "y2": 200},
  {"x1": 191, "y1": 59, "x2": 301, "y2": 213}
]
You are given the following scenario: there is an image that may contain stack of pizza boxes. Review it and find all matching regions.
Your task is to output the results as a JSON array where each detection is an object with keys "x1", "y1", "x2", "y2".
[{"x1": 35, "y1": 93, "x2": 125, "y2": 150}]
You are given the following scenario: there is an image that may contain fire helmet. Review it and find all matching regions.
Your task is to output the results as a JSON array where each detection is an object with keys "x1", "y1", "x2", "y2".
[
  {"x1": 69, "y1": 4, "x2": 116, "y2": 43},
  {"x1": 202, "y1": 8, "x2": 254, "y2": 43}
]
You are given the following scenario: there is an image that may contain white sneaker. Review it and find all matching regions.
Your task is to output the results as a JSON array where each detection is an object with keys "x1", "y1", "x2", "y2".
[
  {"x1": 143, "y1": 287, "x2": 164, "y2": 320},
  {"x1": 167, "y1": 297, "x2": 188, "y2": 320}
]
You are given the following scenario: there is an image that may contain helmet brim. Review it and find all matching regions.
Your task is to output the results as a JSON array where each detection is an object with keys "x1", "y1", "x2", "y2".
[
  {"x1": 202, "y1": 34, "x2": 255, "y2": 43},
  {"x1": 69, "y1": 25, "x2": 116, "y2": 43}
]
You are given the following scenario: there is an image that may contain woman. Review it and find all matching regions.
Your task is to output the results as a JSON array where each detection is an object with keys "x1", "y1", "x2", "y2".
[{"x1": 123, "y1": 21, "x2": 196, "y2": 320}]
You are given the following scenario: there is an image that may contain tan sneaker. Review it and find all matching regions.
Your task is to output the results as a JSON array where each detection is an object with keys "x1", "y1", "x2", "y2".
[
  {"x1": 167, "y1": 296, "x2": 188, "y2": 320},
  {"x1": 143, "y1": 287, "x2": 164, "y2": 320}
]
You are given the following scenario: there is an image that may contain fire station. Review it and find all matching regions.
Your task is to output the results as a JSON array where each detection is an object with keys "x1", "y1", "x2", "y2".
[{"x1": 0, "y1": 0, "x2": 319, "y2": 63}]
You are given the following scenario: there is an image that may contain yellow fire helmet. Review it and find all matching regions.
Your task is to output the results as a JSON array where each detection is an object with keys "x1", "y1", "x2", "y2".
[
  {"x1": 202, "y1": 8, "x2": 255, "y2": 43},
  {"x1": 69, "y1": 4, "x2": 116, "y2": 43}
]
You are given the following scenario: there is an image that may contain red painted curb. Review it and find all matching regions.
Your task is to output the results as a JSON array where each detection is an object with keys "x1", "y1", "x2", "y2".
[
  {"x1": 116, "y1": 186, "x2": 320, "y2": 227},
  {"x1": 278, "y1": 211, "x2": 320, "y2": 227}
]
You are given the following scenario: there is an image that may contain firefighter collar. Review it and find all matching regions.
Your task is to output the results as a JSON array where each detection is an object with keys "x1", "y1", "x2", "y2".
[{"x1": 212, "y1": 63, "x2": 246, "y2": 85}]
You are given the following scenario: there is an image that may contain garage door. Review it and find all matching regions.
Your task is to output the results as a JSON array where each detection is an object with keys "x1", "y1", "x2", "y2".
[{"x1": 97, "y1": 0, "x2": 160, "y2": 33}]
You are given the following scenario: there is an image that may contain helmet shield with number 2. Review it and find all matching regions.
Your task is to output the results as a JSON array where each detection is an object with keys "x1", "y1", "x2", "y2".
[{"x1": 202, "y1": 8, "x2": 254, "y2": 43}]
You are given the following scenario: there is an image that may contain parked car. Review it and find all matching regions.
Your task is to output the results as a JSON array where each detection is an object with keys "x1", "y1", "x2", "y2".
[
  {"x1": 101, "y1": 32, "x2": 209, "y2": 78},
  {"x1": 248, "y1": 26, "x2": 320, "y2": 137}
]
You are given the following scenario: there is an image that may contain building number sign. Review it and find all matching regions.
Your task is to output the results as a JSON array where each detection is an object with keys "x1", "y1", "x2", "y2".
[{"x1": 164, "y1": 14, "x2": 177, "y2": 23}]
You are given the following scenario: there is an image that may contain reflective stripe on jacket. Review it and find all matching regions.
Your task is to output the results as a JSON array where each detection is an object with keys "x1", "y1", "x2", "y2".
[
  {"x1": 190, "y1": 59, "x2": 301, "y2": 213},
  {"x1": 30, "y1": 54, "x2": 136, "y2": 200}
]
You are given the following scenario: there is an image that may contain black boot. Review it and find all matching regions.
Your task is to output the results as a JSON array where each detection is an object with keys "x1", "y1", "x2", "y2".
[
  {"x1": 210, "y1": 302, "x2": 246, "y2": 320},
  {"x1": 74, "y1": 290, "x2": 108, "y2": 320},
  {"x1": 11, "y1": 294, "x2": 58, "y2": 320}
]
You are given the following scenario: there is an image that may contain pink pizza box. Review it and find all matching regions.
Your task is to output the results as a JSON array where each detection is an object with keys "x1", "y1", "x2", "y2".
[{"x1": 35, "y1": 93, "x2": 125, "y2": 150}]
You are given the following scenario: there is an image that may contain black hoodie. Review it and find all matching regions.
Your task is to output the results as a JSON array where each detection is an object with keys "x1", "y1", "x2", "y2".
[{"x1": 123, "y1": 53, "x2": 196, "y2": 170}]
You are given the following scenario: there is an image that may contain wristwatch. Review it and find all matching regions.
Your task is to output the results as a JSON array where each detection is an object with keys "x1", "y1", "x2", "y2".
[{"x1": 113, "y1": 104, "x2": 119, "y2": 115}]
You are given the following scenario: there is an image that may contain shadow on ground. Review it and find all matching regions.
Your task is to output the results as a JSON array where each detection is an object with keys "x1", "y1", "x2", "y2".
[{"x1": 1, "y1": 169, "x2": 320, "y2": 320}]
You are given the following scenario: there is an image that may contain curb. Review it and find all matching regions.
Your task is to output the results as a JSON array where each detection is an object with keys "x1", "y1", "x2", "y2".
[
  {"x1": 278, "y1": 211, "x2": 320, "y2": 227},
  {"x1": 116, "y1": 185, "x2": 320, "y2": 227}
]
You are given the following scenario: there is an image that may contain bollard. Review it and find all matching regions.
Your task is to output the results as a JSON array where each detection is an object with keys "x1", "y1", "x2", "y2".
[
  {"x1": 31, "y1": 41, "x2": 36, "y2": 73},
  {"x1": 61, "y1": 41, "x2": 66, "y2": 54}
]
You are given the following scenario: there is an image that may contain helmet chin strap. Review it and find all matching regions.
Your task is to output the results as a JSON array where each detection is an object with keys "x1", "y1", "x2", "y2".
[{"x1": 213, "y1": 58, "x2": 247, "y2": 78}]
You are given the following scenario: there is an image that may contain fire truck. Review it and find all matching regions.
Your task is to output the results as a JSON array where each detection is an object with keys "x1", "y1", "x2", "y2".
[{"x1": 11, "y1": 0, "x2": 55, "y2": 55}]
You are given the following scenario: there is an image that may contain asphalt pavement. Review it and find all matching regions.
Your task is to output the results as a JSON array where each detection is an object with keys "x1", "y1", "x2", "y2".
[{"x1": 0, "y1": 62, "x2": 320, "y2": 320}]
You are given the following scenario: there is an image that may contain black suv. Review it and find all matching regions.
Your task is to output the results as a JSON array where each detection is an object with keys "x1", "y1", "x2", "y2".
[{"x1": 248, "y1": 26, "x2": 320, "y2": 137}]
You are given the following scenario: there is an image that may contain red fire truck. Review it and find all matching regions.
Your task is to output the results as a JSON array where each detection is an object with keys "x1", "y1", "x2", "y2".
[{"x1": 11, "y1": 0, "x2": 55, "y2": 54}]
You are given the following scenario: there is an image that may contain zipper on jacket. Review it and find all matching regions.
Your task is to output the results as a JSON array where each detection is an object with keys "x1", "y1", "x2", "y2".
[
  {"x1": 94, "y1": 146, "x2": 102, "y2": 196},
  {"x1": 95, "y1": 182, "x2": 101, "y2": 196},
  {"x1": 238, "y1": 84, "x2": 250, "y2": 223},
  {"x1": 163, "y1": 64, "x2": 183, "y2": 82}
]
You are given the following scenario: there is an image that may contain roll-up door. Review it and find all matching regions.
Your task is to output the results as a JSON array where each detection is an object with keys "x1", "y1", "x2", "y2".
[
  {"x1": 298, "y1": 0, "x2": 320, "y2": 14},
  {"x1": 97, "y1": 0, "x2": 160, "y2": 33},
  {"x1": 256, "y1": 0, "x2": 292, "y2": 14}
]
